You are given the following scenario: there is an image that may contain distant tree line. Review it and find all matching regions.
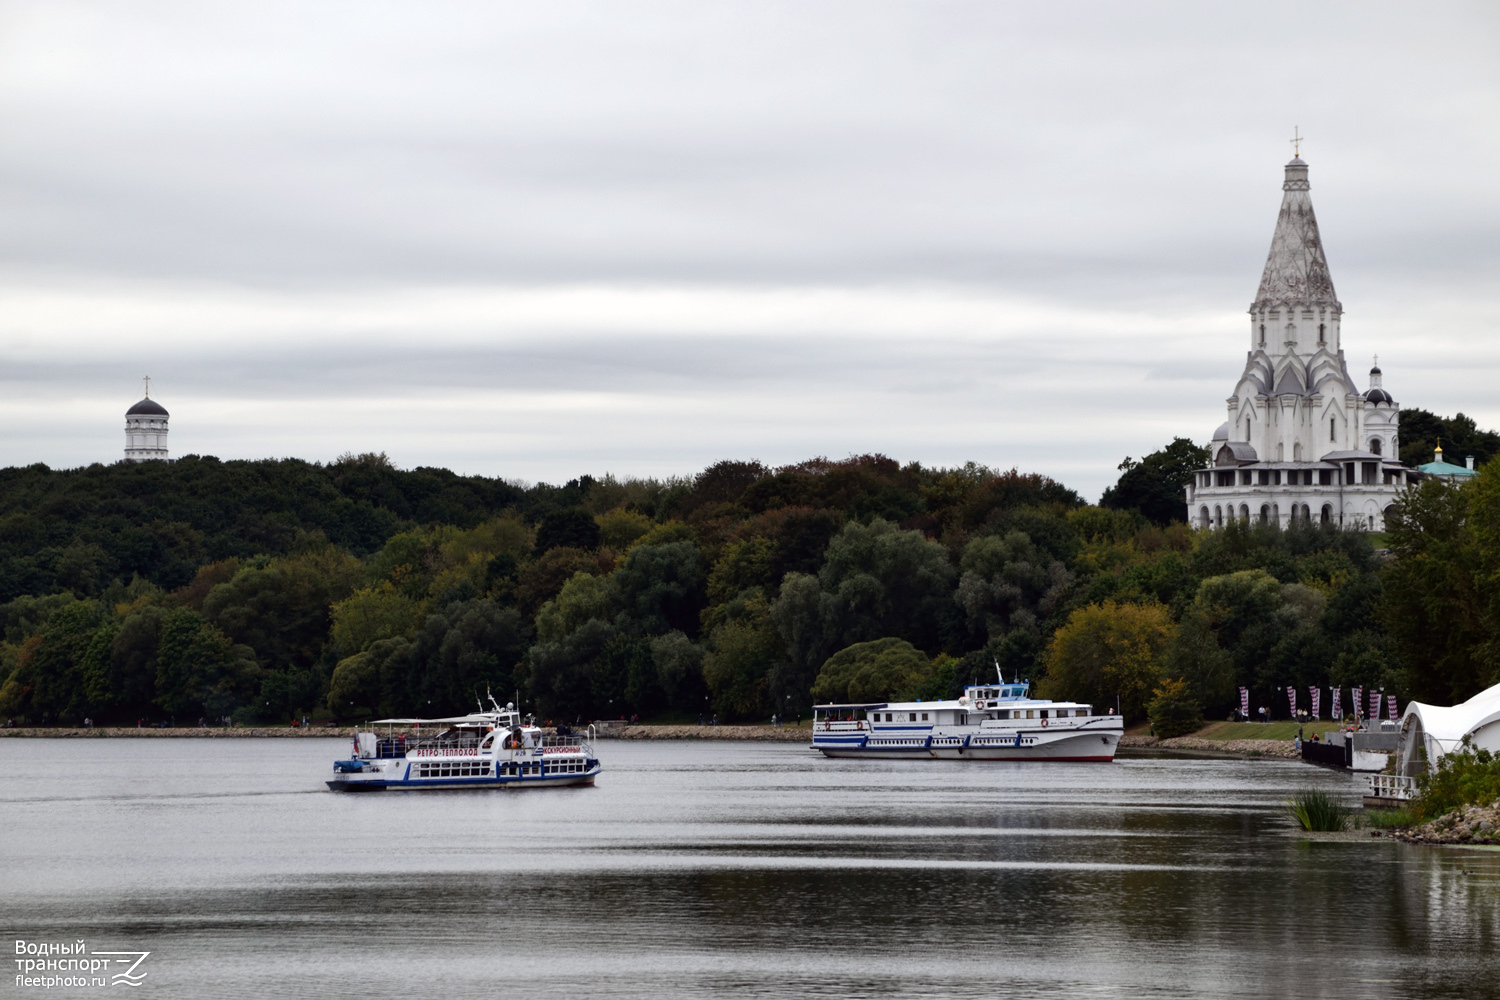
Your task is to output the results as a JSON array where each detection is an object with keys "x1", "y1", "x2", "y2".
[{"x1": 0, "y1": 422, "x2": 1495, "y2": 730}]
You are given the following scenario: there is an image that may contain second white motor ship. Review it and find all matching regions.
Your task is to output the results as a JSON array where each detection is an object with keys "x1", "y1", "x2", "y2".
[{"x1": 812, "y1": 679, "x2": 1123, "y2": 761}]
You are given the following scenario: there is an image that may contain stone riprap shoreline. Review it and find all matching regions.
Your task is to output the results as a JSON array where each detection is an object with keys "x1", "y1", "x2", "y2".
[
  {"x1": 1396, "y1": 800, "x2": 1500, "y2": 846},
  {"x1": 1120, "y1": 733, "x2": 1299, "y2": 758}
]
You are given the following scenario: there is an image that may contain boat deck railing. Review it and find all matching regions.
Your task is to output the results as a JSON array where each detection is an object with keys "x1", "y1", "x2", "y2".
[
  {"x1": 372, "y1": 732, "x2": 597, "y2": 759},
  {"x1": 815, "y1": 720, "x2": 870, "y2": 733},
  {"x1": 377, "y1": 733, "x2": 486, "y2": 758},
  {"x1": 537, "y1": 733, "x2": 596, "y2": 756}
]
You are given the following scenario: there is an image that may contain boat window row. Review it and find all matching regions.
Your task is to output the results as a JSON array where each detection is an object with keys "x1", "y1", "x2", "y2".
[
  {"x1": 415, "y1": 762, "x2": 490, "y2": 778},
  {"x1": 990, "y1": 709, "x2": 1091, "y2": 719},
  {"x1": 876, "y1": 712, "x2": 930, "y2": 722},
  {"x1": 497, "y1": 760, "x2": 590, "y2": 777}
]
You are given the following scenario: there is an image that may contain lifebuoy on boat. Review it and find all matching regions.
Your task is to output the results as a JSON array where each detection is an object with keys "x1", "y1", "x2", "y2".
[{"x1": 1041, "y1": 717, "x2": 1049, "y2": 728}]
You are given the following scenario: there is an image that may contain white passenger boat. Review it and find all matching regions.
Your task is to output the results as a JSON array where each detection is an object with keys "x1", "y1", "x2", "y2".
[
  {"x1": 812, "y1": 679, "x2": 1123, "y2": 761},
  {"x1": 327, "y1": 696, "x2": 601, "y2": 791}
]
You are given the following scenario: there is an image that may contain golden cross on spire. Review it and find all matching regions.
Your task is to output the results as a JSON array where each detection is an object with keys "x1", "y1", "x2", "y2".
[
  {"x1": 1290, "y1": 126, "x2": 1303, "y2": 158},
  {"x1": 143, "y1": 375, "x2": 151, "y2": 398}
]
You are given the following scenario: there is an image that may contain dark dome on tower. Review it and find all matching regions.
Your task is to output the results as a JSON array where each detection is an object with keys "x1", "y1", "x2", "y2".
[{"x1": 126, "y1": 397, "x2": 169, "y2": 416}]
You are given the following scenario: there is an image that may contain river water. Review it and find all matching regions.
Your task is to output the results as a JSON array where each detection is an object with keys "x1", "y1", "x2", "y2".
[{"x1": 2, "y1": 739, "x2": 1497, "y2": 999}]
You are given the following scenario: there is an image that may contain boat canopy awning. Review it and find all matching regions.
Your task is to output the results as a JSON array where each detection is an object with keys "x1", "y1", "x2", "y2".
[
  {"x1": 367, "y1": 714, "x2": 508, "y2": 726},
  {"x1": 813, "y1": 703, "x2": 888, "y2": 711}
]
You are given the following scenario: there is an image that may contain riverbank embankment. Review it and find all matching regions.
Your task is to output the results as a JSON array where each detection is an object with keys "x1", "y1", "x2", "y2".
[
  {"x1": 0, "y1": 724, "x2": 813, "y2": 741},
  {"x1": 600, "y1": 724, "x2": 811, "y2": 741},
  {"x1": 0, "y1": 724, "x2": 1295, "y2": 754},
  {"x1": 1119, "y1": 733, "x2": 1299, "y2": 758},
  {"x1": 0, "y1": 726, "x2": 356, "y2": 738}
]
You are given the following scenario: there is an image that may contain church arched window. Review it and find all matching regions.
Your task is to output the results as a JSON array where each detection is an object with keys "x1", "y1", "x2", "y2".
[
  {"x1": 1259, "y1": 324, "x2": 1266, "y2": 347},
  {"x1": 1318, "y1": 323, "x2": 1325, "y2": 344},
  {"x1": 1369, "y1": 438, "x2": 1382, "y2": 456},
  {"x1": 1330, "y1": 417, "x2": 1336, "y2": 441}
]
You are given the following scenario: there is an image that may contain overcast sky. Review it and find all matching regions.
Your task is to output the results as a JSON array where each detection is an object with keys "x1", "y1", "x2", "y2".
[{"x1": 1, "y1": 1, "x2": 1497, "y2": 500}]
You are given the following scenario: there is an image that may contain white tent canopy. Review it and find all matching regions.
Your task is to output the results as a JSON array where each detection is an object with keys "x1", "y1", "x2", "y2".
[{"x1": 1398, "y1": 681, "x2": 1500, "y2": 776}]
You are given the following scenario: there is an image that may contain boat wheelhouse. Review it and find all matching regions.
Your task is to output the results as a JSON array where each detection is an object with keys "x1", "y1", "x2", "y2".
[
  {"x1": 812, "y1": 679, "x2": 1122, "y2": 761},
  {"x1": 327, "y1": 697, "x2": 601, "y2": 791}
]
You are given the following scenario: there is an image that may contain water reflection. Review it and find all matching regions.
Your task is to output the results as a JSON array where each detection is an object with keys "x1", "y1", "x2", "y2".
[{"x1": 1, "y1": 739, "x2": 1496, "y2": 999}]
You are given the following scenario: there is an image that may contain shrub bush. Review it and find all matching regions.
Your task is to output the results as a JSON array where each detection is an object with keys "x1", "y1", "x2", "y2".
[
  {"x1": 1146, "y1": 677, "x2": 1202, "y2": 739},
  {"x1": 1411, "y1": 741, "x2": 1500, "y2": 822}
]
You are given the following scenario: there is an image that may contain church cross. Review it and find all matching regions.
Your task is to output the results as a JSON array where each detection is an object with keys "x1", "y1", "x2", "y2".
[
  {"x1": 143, "y1": 375, "x2": 151, "y2": 398},
  {"x1": 1290, "y1": 126, "x2": 1303, "y2": 158}
]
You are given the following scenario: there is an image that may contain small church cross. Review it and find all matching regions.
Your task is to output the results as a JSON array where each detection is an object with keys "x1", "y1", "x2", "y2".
[
  {"x1": 143, "y1": 375, "x2": 151, "y2": 398},
  {"x1": 1290, "y1": 126, "x2": 1303, "y2": 158}
]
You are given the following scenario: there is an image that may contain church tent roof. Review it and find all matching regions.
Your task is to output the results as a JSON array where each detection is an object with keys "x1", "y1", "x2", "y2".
[{"x1": 1252, "y1": 158, "x2": 1341, "y2": 312}]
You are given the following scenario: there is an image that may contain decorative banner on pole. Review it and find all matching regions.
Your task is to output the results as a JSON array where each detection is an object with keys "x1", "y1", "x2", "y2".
[
  {"x1": 1353, "y1": 686, "x2": 1363, "y2": 721},
  {"x1": 1331, "y1": 688, "x2": 1342, "y2": 720},
  {"x1": 1370, "y1": 689, "x2": 1382, "y2": 722},
  {"x1": 1239, "y1": 687, "x2": 1249, "y2": 719},
  {"x1": 1388, "y1": 695, "x2": 1398, "y2": 721},
  {"x1": 1310, "y1": 686, "x2": 1321, "y2": 719},
  {"x1": 1287, "y1": 686, "x2": 1297, "y2": 717}
]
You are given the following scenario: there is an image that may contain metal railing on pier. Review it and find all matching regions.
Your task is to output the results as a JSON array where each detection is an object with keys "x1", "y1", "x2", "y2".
[{"x1": 1366, "y1": 773, "x2": 1416, "y2": 801}]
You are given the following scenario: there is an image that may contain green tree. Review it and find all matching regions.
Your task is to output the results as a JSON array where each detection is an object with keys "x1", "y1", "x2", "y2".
[
  {"x1": 1147, "y1": 677, "x2": 1202, "y2": 738},
  {"x1": 596, "y1": 508, "x2": 655, "y2": 550},
  {"x1": 810, "y1": 637, "x2": 938, "y2": 704},
  {"x1": 154, "y1": 609, "x2": 259, "y2": 719},
  {"x1": 406, "y1": 599, "x2": 530, "y2": 716},
  {"x1": 1100, "y1": 437, "x2": 1210, "y2": 526},
  {"x1": 1381, "y1": 476, "x2": 1494, "y2": 704},
  {"x1": 703, "y1": 596, "x2": 783, "y2": 720},
  {"x1": 327, "y1": 637, "x2": 413, "y2": 718},
  {"x1": 535, "y1": 572, "x2": 617, "y2": 644},
  {"x1": 771, "y1": 519, "x2": 956, "y2": 694},
  {"x1": 650, "y1": 630, "x2": 706, "y2": 711},
  {"x1": 203, "y1": 548, "x2": 362, "y2": 674},
  {"x1": 330, "y1": 582, "x2": 424, "y2": 655},
  {"x1": 613, "y1": 540, "x2": 707, "y2": 637},
  {"x1": 954, "y1": 530, "x2": 1074, "y2": 663},
  {"x1": 535, "y1": 508, "x2": 601, "y2": 554},
  {"x1": 15, "y1": 601, "x2": 110, "y2": 723},
  {"x1": 1041, "y1": 600, "x2": 1177, "y2": 719},
  {"x1": 1397, "y1": 409, "x2": 1500, "y2": 471}
]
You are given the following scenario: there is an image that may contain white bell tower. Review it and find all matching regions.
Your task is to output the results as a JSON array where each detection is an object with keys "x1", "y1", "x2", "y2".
[{"x1": 124, "y1": 376, "x2": 169, "y2": 461}]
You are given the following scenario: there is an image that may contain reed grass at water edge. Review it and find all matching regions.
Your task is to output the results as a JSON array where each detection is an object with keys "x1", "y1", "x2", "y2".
[{"x1": 1287, "y1": 790, "x2": 1351, "y2": 832}]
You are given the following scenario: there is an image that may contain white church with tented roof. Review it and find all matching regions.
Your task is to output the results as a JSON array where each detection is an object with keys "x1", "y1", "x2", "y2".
[{"x1": 1185, "y1": 152, "x2": 1419, "y2": 531}]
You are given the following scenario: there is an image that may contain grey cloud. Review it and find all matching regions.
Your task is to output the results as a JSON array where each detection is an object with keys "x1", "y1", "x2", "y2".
[{"x1": 0, "y1": 1, "x2": 1498, "y2": 499}]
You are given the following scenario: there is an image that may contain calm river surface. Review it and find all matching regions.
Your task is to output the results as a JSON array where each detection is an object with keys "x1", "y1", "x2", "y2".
[{"x1": 3, "y1": 739, "x2": 1498, "y2": 999}]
